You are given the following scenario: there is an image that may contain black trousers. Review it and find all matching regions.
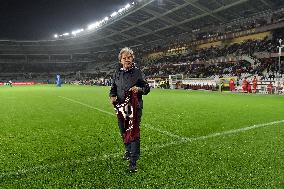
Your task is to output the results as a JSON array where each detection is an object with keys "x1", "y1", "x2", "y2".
[{"x1": 117, "y1": 108, "x2": 142, "y2": 162}]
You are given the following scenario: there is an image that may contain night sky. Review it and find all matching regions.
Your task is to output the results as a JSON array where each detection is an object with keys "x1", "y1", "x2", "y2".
[{"x1": 0, "y1": 0, "x2": 131, "y2": 40}]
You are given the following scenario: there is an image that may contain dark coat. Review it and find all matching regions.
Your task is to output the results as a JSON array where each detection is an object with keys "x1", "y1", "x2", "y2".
[{"x1": 109, "y1": 66, "x2": 150, "y2": 108}]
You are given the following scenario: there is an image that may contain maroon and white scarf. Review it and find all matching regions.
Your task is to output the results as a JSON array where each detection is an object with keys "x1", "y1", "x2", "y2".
[{"x1": 113, "y1": 91, "x2": 140, "y2": 144}]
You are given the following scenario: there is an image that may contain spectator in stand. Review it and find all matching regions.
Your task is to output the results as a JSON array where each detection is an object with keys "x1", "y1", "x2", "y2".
[
  {"x1": 8, "y1": 80, "x2": 13, "y2": 87},
  {"x1": 267, "y1": 82, "x2": 273, "y2": 94},
  {"x1": 252, "y1": 76, "x2": 258, "y2": 93},
  {"x1": 247, "y1": 82, "x2": 252, "y2": 93},
  {"x1": 219, "y1": 80, "x2": 224, "y2": 92},
  {"x1": 229, "y1": 78, "x2": 235, "y2": 91},
  {"x1": 279, "y1": 81, "x2": 284, "y2": 94},
  {"x1": 242, "y1": 78, "x2": 248, "y2": 93}
]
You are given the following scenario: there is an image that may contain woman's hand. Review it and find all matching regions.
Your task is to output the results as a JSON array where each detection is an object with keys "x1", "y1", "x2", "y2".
[
  {"x1": 110, "y1": 96, "x2": 117, "y2": 103},
  {"x1": 129, "y1": 86, "x2": 141, "y2": 93}
]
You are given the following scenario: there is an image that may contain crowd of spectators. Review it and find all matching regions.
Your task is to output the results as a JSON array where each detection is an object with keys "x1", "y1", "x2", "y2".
[
  {"x1": 139, "y1": 34, "x2": 284, "y2": 80},
  {"x1": 2, "y1": 23, "x2": 284, "y2": 88}
]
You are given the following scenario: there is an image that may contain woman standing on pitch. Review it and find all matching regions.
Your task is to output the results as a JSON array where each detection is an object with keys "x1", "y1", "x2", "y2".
[{"x1": 109, "y1": 47, "x2": 150, "y2": 173}]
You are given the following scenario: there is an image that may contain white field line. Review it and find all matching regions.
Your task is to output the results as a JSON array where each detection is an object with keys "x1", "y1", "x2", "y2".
[
  {"x1": 58, "y1": 96, "x2": 284, "y2": 141},
  {"x1": 143, "y1": 124, "x2": 187, "y2": 140},
  {"x1": 1, "y1": 119, "x2": 283, "y2": 179},
  {"x1": 1, "y1": 96, "x2": 283, "y2": 179},
  {"x1": 58, "y1": 96, "x2": 114, "y2": 116},
  {"x1": 58, "y1": 96, "x2": 184, "y2": 138},
  {"x1": 0, "y1": 152, "x2": 122, "y2": 179}
]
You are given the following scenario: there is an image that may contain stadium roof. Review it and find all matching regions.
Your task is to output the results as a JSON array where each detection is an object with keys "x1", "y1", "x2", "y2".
[
  {"x1": 54, "y1": 0, "x2": 284, "y2": 51},
  {"x1": 1, "y1": 0, "x2": 284, "y2": 54}
]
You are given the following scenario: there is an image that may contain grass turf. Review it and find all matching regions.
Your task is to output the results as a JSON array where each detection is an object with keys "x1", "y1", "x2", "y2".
[{"x1": 0, "y1": 85, "x2": 283, "y2": 188}]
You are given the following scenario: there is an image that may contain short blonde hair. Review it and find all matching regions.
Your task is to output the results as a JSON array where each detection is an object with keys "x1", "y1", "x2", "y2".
[{"x1": 118, "y1": 47, "x2": 135, "y2": 61}]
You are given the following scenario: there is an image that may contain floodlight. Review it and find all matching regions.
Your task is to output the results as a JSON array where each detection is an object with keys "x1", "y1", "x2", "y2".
[
  {"x1": 72, "y1": 28, "x2": 84, "y2": 36},
  {"x1": 125, "y1": 3, "x2": 131, "y2": 9},
  {"x1": 111, "y1": 11, "x2": 118, "y2": 17},
  {"x1": 52, "y1": 1, "x2": 137, "y2": 38},
  {"x1": 87, "y1": 24, "x2": 95, "y2": 30},
  {"x1": 118, "y1": 8, "x2": 124, "y2": 13},
  {"x1": 104, "y1": 17, "x2": 109, "y2": 21},
  {"x1": 88, "y1": 22, "x2": 100, "y2": 30}
]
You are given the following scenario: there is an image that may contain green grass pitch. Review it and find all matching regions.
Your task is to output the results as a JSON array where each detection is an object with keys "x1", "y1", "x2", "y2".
[{"x1": 0, "y1": 85, "x2": 283, "y2": 188}]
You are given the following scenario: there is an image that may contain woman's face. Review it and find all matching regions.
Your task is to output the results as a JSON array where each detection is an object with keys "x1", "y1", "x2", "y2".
[{"x1": 120, "y1": 52, "x2": 133, "y2": 69}]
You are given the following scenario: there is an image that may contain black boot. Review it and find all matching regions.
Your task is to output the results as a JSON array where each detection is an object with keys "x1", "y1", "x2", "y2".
[
  {"x1": 123, "y1": 143, "x2": 131, "y2": 161},
  {"x1": 129, "y1": 160, "x2": 137, "y2": 173},
  {"x1": 123, "y1": 151, "x2": 130, "y2": 161}
]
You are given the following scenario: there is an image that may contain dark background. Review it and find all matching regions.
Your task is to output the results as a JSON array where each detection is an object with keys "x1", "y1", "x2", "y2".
[{"x1": 0, "y1": 0, "x2": 130, "y2": 40}]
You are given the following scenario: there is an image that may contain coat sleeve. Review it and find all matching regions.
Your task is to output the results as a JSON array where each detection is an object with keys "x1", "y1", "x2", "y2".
[
  {"x1": 136, "y1": 69, "x2": 150, "y2": 95},
  {"x1": 109, "y1": 72, "x2": 118, "y2": 97}
]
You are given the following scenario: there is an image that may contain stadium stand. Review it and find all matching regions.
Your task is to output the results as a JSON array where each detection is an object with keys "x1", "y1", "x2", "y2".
[{"x1": 0, "y1": 0, "x2": 284, "y2": 93}]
